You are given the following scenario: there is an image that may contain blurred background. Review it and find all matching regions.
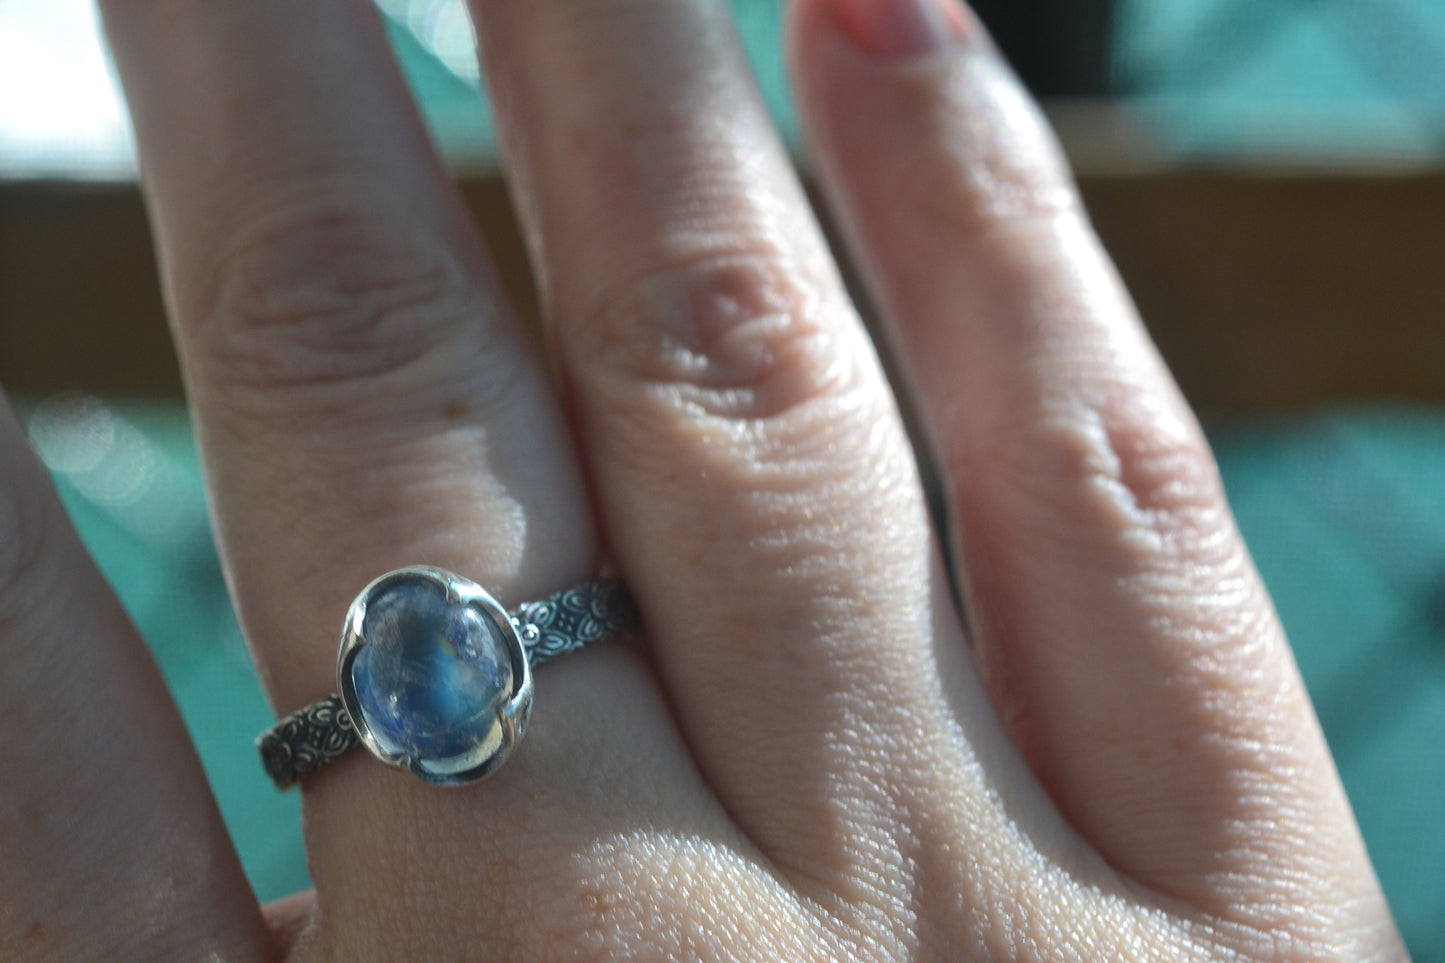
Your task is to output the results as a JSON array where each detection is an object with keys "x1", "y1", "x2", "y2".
[{"x1": 1, "y1": 0, "x2": 1442, "y2": 956}]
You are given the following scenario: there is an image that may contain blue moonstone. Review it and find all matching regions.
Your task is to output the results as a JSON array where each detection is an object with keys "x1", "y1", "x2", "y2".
[{"x1": 350, "y1": 578, "x2": 513, "y2": 772}]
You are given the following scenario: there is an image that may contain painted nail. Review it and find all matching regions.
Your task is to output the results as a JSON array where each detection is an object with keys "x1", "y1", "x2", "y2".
[{"x1": 832, "y1": 0, "x2": 972, "y2": 59}]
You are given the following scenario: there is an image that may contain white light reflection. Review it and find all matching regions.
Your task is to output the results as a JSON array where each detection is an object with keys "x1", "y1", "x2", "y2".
[
  {"x1": 0, "y1": 0, "x2": 135, "y2": 178},
  {"x1": 28, "y1": 395, "x2": 206, "y2": 550},
  {"x1": 375, "y1": 0, "x2": 481, "y2": 84},
  {"x1": 0, "y1": 0, "x2": 480, "y2": 178}
]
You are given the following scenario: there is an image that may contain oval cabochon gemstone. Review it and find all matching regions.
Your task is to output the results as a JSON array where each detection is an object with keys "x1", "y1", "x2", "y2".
[{"x1": 350, "y1": 577, "x2": 514, "y2": 773}]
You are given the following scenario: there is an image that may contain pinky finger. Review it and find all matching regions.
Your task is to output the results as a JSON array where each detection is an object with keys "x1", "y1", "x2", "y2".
[{"x1": 0, "y1": 396, "x2": 270, "y2": 962}]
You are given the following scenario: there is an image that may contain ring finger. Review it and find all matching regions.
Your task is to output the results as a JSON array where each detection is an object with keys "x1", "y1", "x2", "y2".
[{"x1": 98, "y1": 0, "x2": 611, "y2": 931}]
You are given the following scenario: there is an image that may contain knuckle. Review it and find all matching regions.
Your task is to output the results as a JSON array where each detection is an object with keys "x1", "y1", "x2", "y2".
[
  {"x1": 186, "y1": 187, "x2": 503, "y2": 407},
  {"x1": 561, "y1": 250, "x2": 923, "y2": 561},
  {"x1": 565, "y1": 249, "x2": 859, "y2": 426},
  {"x1": 961, "y1": 400, "x2": 1231, "y2": 571}
]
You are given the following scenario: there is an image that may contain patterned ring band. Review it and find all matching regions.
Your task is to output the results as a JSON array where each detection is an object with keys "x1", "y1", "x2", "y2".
[{"x1": 257, "y1": 567, "x2": 634, "y2": 789}]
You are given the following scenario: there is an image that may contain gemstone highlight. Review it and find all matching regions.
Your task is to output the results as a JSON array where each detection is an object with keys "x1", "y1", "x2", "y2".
[{"x1": 349, "y1": 576, "x2": 514, "y2": 774}]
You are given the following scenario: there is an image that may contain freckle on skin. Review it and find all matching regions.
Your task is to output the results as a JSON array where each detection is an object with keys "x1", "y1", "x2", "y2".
[
  {"x1": 23, "y1": 919, "x2": 46, "y2": 944},
  {"x1": 442, "y1": 400, "x2": 468, "y2": 422}
]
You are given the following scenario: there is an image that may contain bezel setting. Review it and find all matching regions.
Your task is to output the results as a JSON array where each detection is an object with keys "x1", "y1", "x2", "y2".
[{"x1": 336, "y1": 566, "x2": 534, "y2": 786}]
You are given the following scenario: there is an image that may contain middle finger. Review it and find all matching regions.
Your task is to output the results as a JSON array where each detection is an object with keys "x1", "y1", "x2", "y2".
[{"x1": 471, "y1": 0, "x2": 968, "y2": 891}]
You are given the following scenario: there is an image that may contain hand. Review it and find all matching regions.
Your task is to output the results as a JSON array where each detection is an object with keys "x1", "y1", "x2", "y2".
[{"x1": 0, "y1": 0, "x2": 1407, "y2": 959}]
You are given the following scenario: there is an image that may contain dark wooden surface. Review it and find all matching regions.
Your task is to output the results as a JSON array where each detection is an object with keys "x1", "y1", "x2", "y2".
[{"x1": 3, "y1": 169, "x2": 1443, "y2": 411}]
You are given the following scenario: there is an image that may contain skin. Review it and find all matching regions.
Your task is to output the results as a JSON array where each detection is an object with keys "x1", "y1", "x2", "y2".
[{"x1": 0, "y1": 0, "x2": 1409, "y2": 960}]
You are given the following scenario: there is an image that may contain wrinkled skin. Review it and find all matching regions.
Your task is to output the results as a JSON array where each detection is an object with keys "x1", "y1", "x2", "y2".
[{"x1": 0, "y1": 0, "x2": 1408, "y2": 960}]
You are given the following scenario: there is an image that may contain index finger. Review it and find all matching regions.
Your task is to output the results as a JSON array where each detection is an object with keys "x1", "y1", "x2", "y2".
[{"x1": 97, "y1": 0, "x2": 641, "y2": 941}]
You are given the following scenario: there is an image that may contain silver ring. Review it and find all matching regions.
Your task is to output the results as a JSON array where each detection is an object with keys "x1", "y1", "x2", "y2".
[{"x1": 257, "y1": 566, "x2": 633, "y2": 789}]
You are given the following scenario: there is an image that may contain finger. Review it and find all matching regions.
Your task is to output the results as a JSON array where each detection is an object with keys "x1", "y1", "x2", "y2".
[
  {"x1": 99, "y1": 0, "x2": 611, "y2": 928},
  {"x1": 0, "y1": 398, "x2": 270, "y2": 961},
  {"x1": 790, "y1": 0, "x2": 1396, "y2": 931},
  {"x1": 100, "y1": 0, "x2": 594, "y2": 704},
  {"x1": 469, "y1": 0, "x2": 975, "y2": 887}
]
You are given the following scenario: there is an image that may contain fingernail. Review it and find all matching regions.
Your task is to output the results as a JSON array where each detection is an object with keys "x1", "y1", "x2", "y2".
[{"x1": 831, "y1": 0, "x2": 973, "y2": 59}]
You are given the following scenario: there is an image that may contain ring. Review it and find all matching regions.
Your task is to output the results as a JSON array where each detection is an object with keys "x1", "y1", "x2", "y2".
[{"x1": 257, "y1": 566, "x2": 633, "y2": 789}]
